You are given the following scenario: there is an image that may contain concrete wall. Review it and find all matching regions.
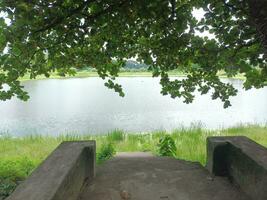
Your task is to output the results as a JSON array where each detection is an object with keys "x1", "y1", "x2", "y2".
[
  {"x1": 207, "y1": 136, "x2": 267, "y2": 200},
  {"x1": 7, "y1": 141, "x2": 95, "y2": 200}
]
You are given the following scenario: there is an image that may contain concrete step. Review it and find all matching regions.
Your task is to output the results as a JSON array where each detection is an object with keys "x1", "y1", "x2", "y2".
[{"x1": 78, "y1": 152, "x2": 250, "y2": 200}]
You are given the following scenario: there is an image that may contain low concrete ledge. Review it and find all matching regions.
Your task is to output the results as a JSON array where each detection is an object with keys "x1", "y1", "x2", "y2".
[
  {"x1": 7, "y1": 141, "x2": 95, "y2": 200},
  {"x1": 207, "y1": 136, "x2": 267, "y2": 200}
]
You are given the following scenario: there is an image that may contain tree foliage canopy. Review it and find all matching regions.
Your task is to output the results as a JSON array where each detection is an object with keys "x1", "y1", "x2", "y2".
[{"x1": 0, "y1": 0, "x2": 266, "y2": 107}]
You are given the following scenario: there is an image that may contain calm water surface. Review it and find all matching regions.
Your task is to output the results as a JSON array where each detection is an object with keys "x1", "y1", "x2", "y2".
[{"x1": 0, "y1": 77, "x2": 266, "y2": 136}]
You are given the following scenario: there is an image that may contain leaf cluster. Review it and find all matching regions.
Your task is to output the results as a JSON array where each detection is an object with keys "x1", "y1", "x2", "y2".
[
  {"x1": 0, "y1": 0, "x2": 266, "y2": 107},
  {"x1": 157, "y1": 135, "x2": 177, "y2": 157}
]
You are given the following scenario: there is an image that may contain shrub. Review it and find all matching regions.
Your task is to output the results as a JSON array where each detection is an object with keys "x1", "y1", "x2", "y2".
[
  {"x1": 0, "y1": 179, "x2": 17, "y2": 198},
  {"x1": 157, "y1": 135, "x2": 177, "y2": 157},
  {"x1": 97, "y1": 143, "x2": 116, "y2": 164}
]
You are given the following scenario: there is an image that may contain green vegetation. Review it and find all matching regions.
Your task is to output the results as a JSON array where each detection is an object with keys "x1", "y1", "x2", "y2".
[
  {"x1": 0, "y1": 125, "x2": 266, "y2": 177},
  {"x1": 107, "y1": 130, "x2": 125, "y2": 142},
  {"x1": 97, "y1": 143, "x2": 116, "y2": 164},
  {"x1": 157, "y1": 135, "x2": 177, "y2": 157},
  {"x1": 0, "y1": 125, "x2": 267, "y2": 197},
  {"x1": 1, "y1": 1, "x2": 266, "y2": 106},
  {"x1": 18, "y1": 70, "x2": 155, "y2": 81},
  {"x1": 18, "y1": 69, "x2": 246, "y2": 82},
  {"x1": 0, "y1": 179, "x2": 16, "y2": 198}
]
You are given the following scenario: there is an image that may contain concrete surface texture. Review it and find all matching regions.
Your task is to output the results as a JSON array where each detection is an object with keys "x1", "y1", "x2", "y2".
[
  {"x1": 207, "y1": 136, "x2": 267, "y2": 200},
  {"x1": 7, "y1": 141, "x2": 96, "y2": 200},
  {"x1": 78, "y1": 152, "x2": 250, "y2": 200}
]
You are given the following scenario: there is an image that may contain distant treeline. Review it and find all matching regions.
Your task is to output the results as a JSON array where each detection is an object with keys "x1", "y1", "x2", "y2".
[
  {"x1": 124, "y1": 60, "x2": 149, "y2": 69},
  {"x1": 77, "y1": 60, "x2": 149, "y2": 71}
]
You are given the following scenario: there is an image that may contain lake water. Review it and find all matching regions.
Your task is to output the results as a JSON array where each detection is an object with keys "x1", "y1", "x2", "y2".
[{"x1": 0, "y1": 77, "x2": 266, "y2": 136}]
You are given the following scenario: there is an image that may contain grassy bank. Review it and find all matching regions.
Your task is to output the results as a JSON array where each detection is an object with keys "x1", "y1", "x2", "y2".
[
  {"x1": 1, "y1": 125, "x2": 267, "y2": 197},
  {"x1": 19, "y1": 70, "x2": 246, "y2": 82},
  {"x1": 19, "y1": 71, "x2": 157, "y2": 81},
  {"x1": 18, "y1": 70, "x2": 186, "y2": 82}
]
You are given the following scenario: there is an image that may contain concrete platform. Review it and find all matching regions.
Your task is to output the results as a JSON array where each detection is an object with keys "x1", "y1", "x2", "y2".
[
  {"x1": 9, "y1": 137, "x2": 267, "y2": 200},
  {"x1": 78, "y1": 152, "x2": 250, "y2": 200}
]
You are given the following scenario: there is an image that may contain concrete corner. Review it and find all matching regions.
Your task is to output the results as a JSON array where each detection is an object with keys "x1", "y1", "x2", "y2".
[
  {"x1": 207, "y1": 136, "x2": 267, "y2": 200},
  {"x1": 7, "y1": 140, "x2": 96, "y2": 200}
]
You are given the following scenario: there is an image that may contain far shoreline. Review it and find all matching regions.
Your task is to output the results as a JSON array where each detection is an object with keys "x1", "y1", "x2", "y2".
[{"x1": 19, "y1": 71, "x2": 246, "y2": 82}]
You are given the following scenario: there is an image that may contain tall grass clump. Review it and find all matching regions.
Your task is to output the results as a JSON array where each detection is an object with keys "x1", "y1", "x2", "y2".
[
  {"x1": 107, "y1": 130, "x2": 125, "y2": 142},
  {"x1": 170, "y1": 127, "x2": 209, "y2": 164},
  {"x1": 97, "y1": 143, "x2": 116, "y2": 164}
]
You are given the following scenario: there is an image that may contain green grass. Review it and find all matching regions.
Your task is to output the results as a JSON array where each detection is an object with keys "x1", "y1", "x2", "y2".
[
  {"x1": 0, "y1": 125, "x2": 267, "y2": 197},
  {"x1": 107, "y1": 129, "x2": 125, "y2": 142},
  {"x1": 18, "y1": 69, "x2": 246, "y2": 82},
  {"x1": 18, "y1": 70, "x2": 185, "y2": 81}
]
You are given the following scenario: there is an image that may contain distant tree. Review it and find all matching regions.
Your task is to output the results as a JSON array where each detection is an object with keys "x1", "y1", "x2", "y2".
[
  {"x1": 124, "y1": 60, "x2": 148, "y2": 69},
  {"x1": 0, "y1": 0, "x2": 266, "y2": 107}
]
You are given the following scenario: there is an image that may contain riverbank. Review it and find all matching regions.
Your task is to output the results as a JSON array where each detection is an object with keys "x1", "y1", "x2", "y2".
[
  {"x1": 1, "y1": 125, "x2": 267, "y2": 197},
  {"x1": 19, "y1": 71, "x2": 159, "y2": 81},
  {"x1": 19, "y1": 70, "x2": 246, "y2": 82}
]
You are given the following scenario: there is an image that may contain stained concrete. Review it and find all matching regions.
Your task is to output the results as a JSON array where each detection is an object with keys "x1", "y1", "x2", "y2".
[
  {"x1": 78, "y1": 152, "x2": 250, "y2": 200},
  {"x1": 207, "y1": 136, "x2": 267, "y2": 200}
]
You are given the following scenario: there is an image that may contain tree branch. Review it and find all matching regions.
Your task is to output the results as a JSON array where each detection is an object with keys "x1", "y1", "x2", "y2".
[
  {"x1": 33, "y1": 0, "x2": 96, "y2": 34},
  {"x1": 81, "y1": 0, "x2": 129, "y2": 23}
]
